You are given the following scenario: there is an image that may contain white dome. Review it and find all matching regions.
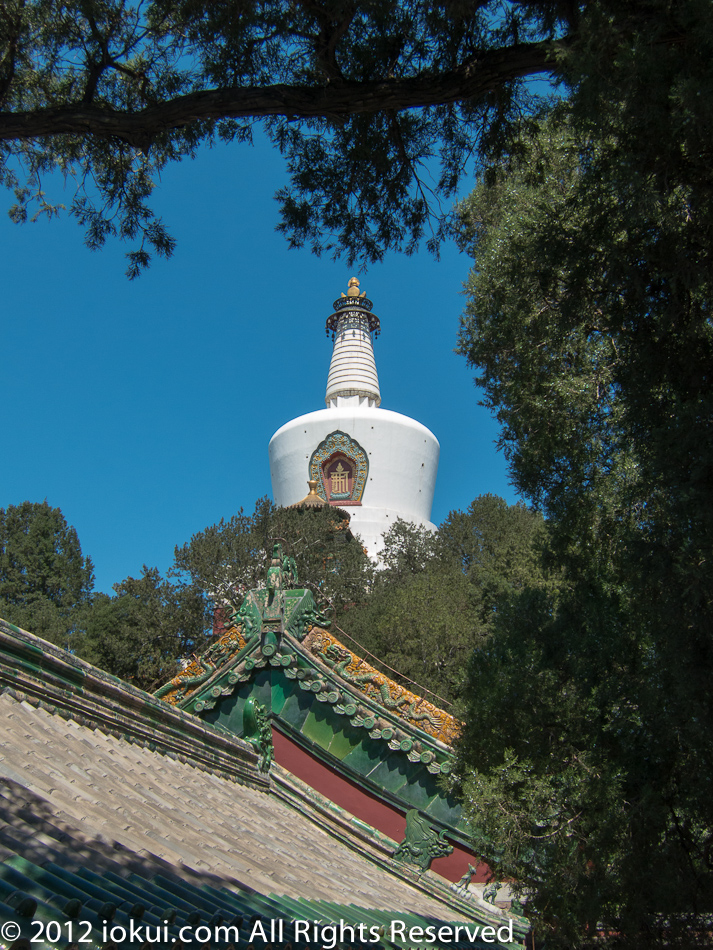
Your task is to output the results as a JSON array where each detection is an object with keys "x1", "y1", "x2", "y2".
[
  {"x1": 268, "y1": 277, "x2": 440, "y2": 559},
  {"x1": 269, "y1": 406, "x2": 439, "y2": 558}
]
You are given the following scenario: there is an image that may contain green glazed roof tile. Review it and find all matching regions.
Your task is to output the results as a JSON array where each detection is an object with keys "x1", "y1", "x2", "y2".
[
  {"x1": 340, "y1": 735, "x2": 387, "y2": 773},
  {"x1": 277, "y1": 688, "x2": 313, "y2": 730},
  {"x1": 271, "y1": 675, "x2": 296, "y2": 717},
  {"x1": 300, "y1": 708, "x2": 338, "y2": 750}
]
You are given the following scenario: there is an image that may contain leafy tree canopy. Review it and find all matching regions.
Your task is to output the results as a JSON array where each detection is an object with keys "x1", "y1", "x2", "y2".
[
  {"x1": 342, "y1": 496, "x2": 556, "y2": 705},
  {"x1": 341, "y1": 519, "x2": 477, "y2": 706},
  {"x1": 0, "y1": 500, "x2": 94, "y2": 646},
  {"x1": 172, "y1": 495, "x2": 374, "y2": 624},
  {"x1": 0, "y1": 0, "x2": 689, "y2": 275},
  {"x1": 439, "y1": 493, "x2": 559, "y2": 611},
  {"x1": 453, "y1": 7, "x2": 713, "y2": 938},
  {"x1": 78, "y1": 566, "x2": 210, "y2": 691}
]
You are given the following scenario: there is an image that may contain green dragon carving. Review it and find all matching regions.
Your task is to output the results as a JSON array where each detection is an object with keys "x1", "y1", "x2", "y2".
[
  {"x1": 154, "y1": 625, "x2": 246, "y2": 701},
  {"x1": 291, "y1": 599, "x2": 332, "y2": 640},
  {"x1": 236, "y1": 596, "x2": 262, "y2": 639},
  {"x1": 243, "y1": 696, "x2": 273, "y2": 773},
  {"x1": 320, "y1": 643, "x2": 440, "y2": 728},
  {"x1": 392, "y1": 809, "x2": 453, "y2": 873}
]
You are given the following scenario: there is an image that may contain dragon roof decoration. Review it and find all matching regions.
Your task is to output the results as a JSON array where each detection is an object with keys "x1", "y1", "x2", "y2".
[{"x1": 156, "y1": 544, "x2": 460, "y2": 773}]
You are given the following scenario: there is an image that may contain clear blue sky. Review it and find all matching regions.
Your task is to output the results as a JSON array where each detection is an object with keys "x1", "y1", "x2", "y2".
[{"x1": 1, "y1": 131, "x2": 520, "y2": 594}]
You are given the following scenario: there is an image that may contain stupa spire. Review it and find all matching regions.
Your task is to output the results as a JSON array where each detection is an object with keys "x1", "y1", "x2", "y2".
[{"x1": 325, "y1": 277, "x2": 381, "y2": 408}]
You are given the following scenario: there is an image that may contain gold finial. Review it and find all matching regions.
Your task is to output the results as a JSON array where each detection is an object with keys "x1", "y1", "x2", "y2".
[
  {"x1": 347, "y1": 276, "x2": 360, "y2": 297},
  {"x1": 288, "y1": 480, "x2": 330, "y2": 509}
]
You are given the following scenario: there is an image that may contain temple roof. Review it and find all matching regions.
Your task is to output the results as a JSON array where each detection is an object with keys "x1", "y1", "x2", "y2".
[
  {"x1": 0, "y1": 684, "x2": 454, "y2": 914},
  {"x1": 156, "y1": 551, "x2": 468, "y2": 846},
  {"x1": 0, "y1": 617, "x2": 526, "y2": 949}
]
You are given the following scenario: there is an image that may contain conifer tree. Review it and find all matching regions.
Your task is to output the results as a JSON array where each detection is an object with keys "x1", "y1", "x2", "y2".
[
  {"x1": 80, "y1": 567, "x2": 209, "y2": 691},
  {"x1": 0, "y1": 501, "x2": 94, "y2": 647},
  {"x1": 453, "y1": 77, "x2": 713, "y2": 946},
  {"x1": 342, "y1": 498, "x2": 555, "y2": 704},
  {"x1": 171, "y1": 496, "x2": 373, "y2": 626},
  {"x1": 0, "y1": 1, "x2": 698, "y2": 272}
]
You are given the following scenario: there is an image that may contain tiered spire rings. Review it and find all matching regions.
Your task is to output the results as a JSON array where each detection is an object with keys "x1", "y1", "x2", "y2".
[{"x1": 325, "y1": 278, "x2": 381, "y2": 408}]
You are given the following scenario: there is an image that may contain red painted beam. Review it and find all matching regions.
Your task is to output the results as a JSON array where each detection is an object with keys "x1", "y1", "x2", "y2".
[{"x1": 272, "y1": 726, "x2": 488, "y2": 884}]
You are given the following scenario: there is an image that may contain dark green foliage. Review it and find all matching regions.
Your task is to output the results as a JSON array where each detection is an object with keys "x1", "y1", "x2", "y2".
[
  {"x1": 0, "y1": 495, "x2": 373, "y2": 688},
  {"x1": 439, "y1": 494, "x2": 559, "y2": 616},
  {"x1": 343, "y1": 535, "x2": 479, "y2": 707},
  {"x1": 0, "y1": 1, "x2": 578, "y2": 273},
  {"x1": 0, "y1": 501, "x2": 94, "y2": 647},
  {"x1": 2, "y1": 4, "x2": 705, "y2": 274},
  {"x1": 268, "y1": 502, "x2": 375, "y2": 618},
  {"x1": 169, "y1": 494, "x2": 550, "y2": 707},
  {"x1": 375, "y1": 519, "x2": 441, "y2": 585},
  {"x1": 172, "y1": 496, "x2": 374, "y2": 624},
  {"x1": 342, "y1": 498, "x2": 554, "y2": 705},
  {"x1": 456, "y1": 578, "x2": 713, "y2": 948},
  {"x1": 454, "y1": 5, "x2": 713, "y2": 941},
  {"x1": 78, "y1": 567, "x2": 210, "y2": 691},
  {"x1": 171, "y1": 497, "x2": 275, "y2": 611}
]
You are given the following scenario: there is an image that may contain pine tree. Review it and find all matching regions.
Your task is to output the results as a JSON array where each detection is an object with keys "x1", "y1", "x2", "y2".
[{"x1": 0, "y1": 501, "x2": 94, "y2": 647}]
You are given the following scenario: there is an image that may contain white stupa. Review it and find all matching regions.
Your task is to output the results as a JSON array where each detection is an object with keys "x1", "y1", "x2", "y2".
[{"x1": 269, "y1": 278, "x2": 440, "y2": 558}]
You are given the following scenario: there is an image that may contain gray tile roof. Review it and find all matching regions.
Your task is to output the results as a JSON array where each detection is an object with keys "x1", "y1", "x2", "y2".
[
  {"x1": 0, "y1": 619, "x2": 525, "y2": 949},
  {"x1": 0, "y1": 692, "x2": 460, "y2": 913}
]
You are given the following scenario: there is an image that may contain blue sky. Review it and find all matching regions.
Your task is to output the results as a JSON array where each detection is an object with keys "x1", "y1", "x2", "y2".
[{"x1": 2, "y1": 130, "x2": 520, "y2": 594}]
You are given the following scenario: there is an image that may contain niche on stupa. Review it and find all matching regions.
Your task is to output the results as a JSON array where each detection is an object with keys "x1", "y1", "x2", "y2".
[{"x1": 309, "y1": 431, "x2": 368, "y2": 506}]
